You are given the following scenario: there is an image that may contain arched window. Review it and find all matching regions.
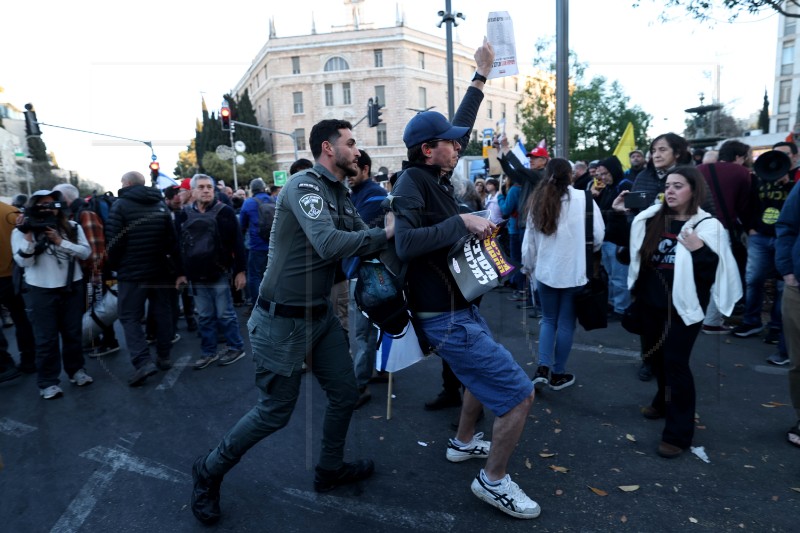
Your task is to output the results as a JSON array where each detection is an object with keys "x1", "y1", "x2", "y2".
[{"x1": 324, "y1": 57, "x2": 350, "y2": 72}]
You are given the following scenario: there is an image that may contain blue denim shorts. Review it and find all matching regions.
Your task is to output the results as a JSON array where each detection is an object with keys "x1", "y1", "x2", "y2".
[{"x1": 418, "y1": 306, "x2": 533, "y2": 416}]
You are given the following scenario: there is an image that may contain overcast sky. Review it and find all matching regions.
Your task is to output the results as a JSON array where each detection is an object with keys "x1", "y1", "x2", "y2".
[{"x1": 1, "y1": 0, "x2": 778, "y2": 192}]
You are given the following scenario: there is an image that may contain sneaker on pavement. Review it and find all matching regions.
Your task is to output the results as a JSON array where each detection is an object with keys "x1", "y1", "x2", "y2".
[
  {"x1": 128, "y1": 362, "x2": 158, "y2": 387},
  {"x1": 218, "y1": 348, "x2": 246, "y2": 366},
  {"x1": 470, "y1": 472, "x2": 541, "y2": 519},
  {"x1": 314, "y1": 459, "x2": 374, "y2": 493},
  {"x1": 191, "y1": 456, "x2": 222, "y2": 525},
  {"x1": 69, "y1": 369, "x2": 93, "y2": 387},
  {"x1": 39, "y1": 385, "x2": 64, "y2": 400},
  {"x1": 0, "y1": 366, "x2": 22, "y2": 383},
  {"x1": 549, "y1": 373, "x2": 575, "y2": 390},
  {"x1": 764, "y1": 328, "x2": 781, "y2": 345},
  {"x1": 354, "y1": 386, "x2": 372, "y2": 409},
  {"x1": 194, "y1": 353, "x2": 220, "y2": 370},
  {"x1": 701, "y1": 324, "x2": 732, "y2": 335},
  {"x1": 532, "y1": 365, "x2": 550, "y2": 387},
  {"x1": 766, "y1": 352, "x2": 790, "y2": 366},
  {"x1": 732, "y1": 323, "x2": 764, "y2": 338},
  {"x1": 446, "y1": 431, "x2": 491, "y2": 462}
]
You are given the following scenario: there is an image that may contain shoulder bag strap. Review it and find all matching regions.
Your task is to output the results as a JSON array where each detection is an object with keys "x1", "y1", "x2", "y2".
[
  {"x1": 584, "y1": 190, "x2": 593, "y2": 279},
  {"x1": 707, "y1": 164, "x2": 734, "y2": 229}
]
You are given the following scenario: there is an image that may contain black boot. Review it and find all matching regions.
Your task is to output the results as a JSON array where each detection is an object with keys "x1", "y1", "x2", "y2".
[
  {"x1": 314, "y1": 459, "x2": 374, "y2": 493},
  {"x1": 191, "y1": 456, "x2": 222, "y2": 525}
]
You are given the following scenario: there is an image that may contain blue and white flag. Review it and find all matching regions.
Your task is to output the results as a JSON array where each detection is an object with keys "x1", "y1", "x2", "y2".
[
  {"x1": 156, "y1": 172, "x2": 179, "y2": 190},
  {"x1": 512, "y1": 139, "x2": 529, "y2": 168},
  {"x1": 376, "y1": 324, "x2": 425, "y2": 373}
]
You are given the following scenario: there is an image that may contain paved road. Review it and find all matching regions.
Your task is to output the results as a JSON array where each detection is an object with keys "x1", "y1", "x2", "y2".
[{"x1": 0, "y1": 289, "x2": 796, "y2": 532}]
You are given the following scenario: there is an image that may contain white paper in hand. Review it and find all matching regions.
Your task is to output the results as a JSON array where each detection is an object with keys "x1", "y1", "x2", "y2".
[{"x1": 487, "y1": 11, "x2": 519, "y2": 79}]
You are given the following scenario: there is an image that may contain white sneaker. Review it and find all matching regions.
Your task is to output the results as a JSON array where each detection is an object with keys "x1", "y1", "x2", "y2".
[
  {"x1": 70, "y1": 369, "x2": 94, "y2": 387},
  {"x1": 446, "y1": 432, "x2": 491, "y2": 462},
  {"x1": 471, "y1": 473, "x2": 541, "y2": 519},
  {"x1": 39, "y1": 385, "x2": 64, "y2": 400}
]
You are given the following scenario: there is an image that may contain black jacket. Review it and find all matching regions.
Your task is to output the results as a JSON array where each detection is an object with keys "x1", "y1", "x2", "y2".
[{"x1": 105, "y1": 184, "x2": 181, "y2": 281}]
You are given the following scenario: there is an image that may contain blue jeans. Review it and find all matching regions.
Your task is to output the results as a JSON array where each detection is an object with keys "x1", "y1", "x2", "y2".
[
  {"x1": 204, "y1": 303, "x2": 357, "y2": 476},
  {"x1": 192, "y1": 273, "x2": 244, "y2": 356},
  {"x1": 349, "y1": 280, "x2": 378, "y2": 388},
  {"x1": 743, "y1": 233, "x2": 783, "y2": 329},
  {"x1": 601, "y1": 241, "x2": 630, "y2": 314},
  {"x1": 247, "y1": 249, "x2": 269, "y2": 304},
  {"x1": 536, "y1": 280, "x2": 578, "y2": 374}
]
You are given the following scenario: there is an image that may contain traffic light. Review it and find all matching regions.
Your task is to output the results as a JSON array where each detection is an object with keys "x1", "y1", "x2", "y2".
[
  {"x1": 149, "y1": 161, "x2": 160, "y2": 181},
  {"x1": 220, "y1": 101, "x2": 231, "y2": 131},
  {"x1": 367, "y1": 98, "x2": 383, "y2": 128},
  {"x1": 23, "y1": 103, "x2": 42, "y2": 136}
]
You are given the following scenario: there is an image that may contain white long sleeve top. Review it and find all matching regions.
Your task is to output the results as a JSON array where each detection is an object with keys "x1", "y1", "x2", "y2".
[
  {"x1": 12, "y1": 222, "x2": 90, "y2": 288},
  {"x1": 521, "y1": 187, "x2": 605, "y2": 288}
]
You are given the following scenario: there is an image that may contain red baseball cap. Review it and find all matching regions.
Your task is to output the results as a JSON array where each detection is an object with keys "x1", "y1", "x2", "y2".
[
  {"x1": 528, "y1": 147, "x2": 549, "y2": 159},
  {"x1": 179, "y1": 178, "x2": 192, "y2": 190}
]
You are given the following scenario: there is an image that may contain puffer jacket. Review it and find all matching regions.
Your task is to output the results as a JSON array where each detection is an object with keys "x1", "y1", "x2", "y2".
[{"x1": 105, "y1": 184, "x2": 181, "y2": 281}]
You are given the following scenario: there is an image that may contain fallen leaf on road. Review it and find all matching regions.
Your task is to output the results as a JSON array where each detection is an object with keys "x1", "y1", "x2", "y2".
[
  {"x1": 634, "y1": 451, "x2": 646, "y2": 455},
  {"x1": 525, "y1": 458, "x2": 532, "y2": 469},
  {"x1": 771, "y1": 495, "x2": 779, "y2": 501},
  {"x1": 705, "y1": 363, "x2": 715, "y2": 368},
  {"x1": 610, "y1": 467, "x2": 621, "y2": 472},
  {"x1": 588, "y1": 486, "x2": 608, "y2": 496},
  {"x1": 417, "y1": 441, "x2": 428, "y2": 447},
  {"x1": 734, "y1": 363, "x2": 744, "y2": 367},
  {"x1": 539, "y1": 452, "x2": 556, "y2": 458},
  {"x1": 370, "y1": 416, "x2": 382, "y2": 419},
  {"x1": 689, "y1": 517, "x2": 698, "y2": 523},
  {"x1": 744, "y1": 465, "x2": 755, "y2": 469},
  {"x1": 765, "y1": 401, "x2": 789, "y2": 407},
  {"x1": 602, "y1": 422, "x2": 613, "y2": 426},
  {"x1": 791, "y1": 487, "x2": 800, "y2": 493},
  {"x1": 554, "y1": 428, "x2": 562, "y2": 434},
  {"x1": 555, "y1": 489, "x2": 563, "y2": 496},
  {"x1": 621, "y1": 515, "x2": 628, "y2": 523},
  {"x1": 545, "y1": 408, "x2": 552, "y2": 414},
  {"x1": 761, "y1": 404, "x2": 777, "y2": 408},
  {"x1": 626, "y1": 434, "x2": 636, "y2": 442},
  {"x1": 618, "y1": 485, "x2": 640, "y2": 492},
  {"x1": 696, "y1": 425, "x2": 706, "y2": 429},
  {"x1": 549, "y1": 465, "x2": 569, "y2": 473}
]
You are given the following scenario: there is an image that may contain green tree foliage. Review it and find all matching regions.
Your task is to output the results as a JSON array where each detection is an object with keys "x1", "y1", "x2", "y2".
[
  {"x1": 27, "y1": 135, "x2": 48, "y2": 163},
  {"x1": 634, "y1": 0, "x2": 800, "y2": 21},
  {"x1": 759, "y1": 90, "x2": 770, "y2": 133},
  {"x1": 461, "y1": 139, "x2": 484, "y2": 157},
  {"x1": 227, "y1": 90, "x2": 265, "y2": 154},
  {"x1": 683, "y1": 108, "x2": 746, "y2": 139},
  {"x1": 201, "y1": 151, "x2": 277, "y2": 187},
  {"x1": 520, "y1": 39, "x2": 651, "y2": 162}
]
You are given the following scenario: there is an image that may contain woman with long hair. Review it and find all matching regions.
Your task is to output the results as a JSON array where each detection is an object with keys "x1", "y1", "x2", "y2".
[
  {"x1": 522, "y1": 158, "x2": 604, "y2": 390},
  {"x1": 12, "y1": 190, "x2": 92, "y2": 400},
  {"x1": 615, "y1": 166, "x2": 741, "y2": 457}
]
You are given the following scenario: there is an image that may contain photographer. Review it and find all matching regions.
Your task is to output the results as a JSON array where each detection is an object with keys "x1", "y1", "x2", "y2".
[{"x1": 12, "y1": 190, "x2": 92, "y2": 400}]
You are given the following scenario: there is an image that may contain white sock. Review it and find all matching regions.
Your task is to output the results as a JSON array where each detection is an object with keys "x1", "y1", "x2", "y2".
[{"x1": 480, "y1": 469, "x2": 501, "y2": 486}]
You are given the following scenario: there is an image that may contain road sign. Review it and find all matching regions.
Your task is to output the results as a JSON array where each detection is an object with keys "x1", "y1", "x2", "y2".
[
  {"x1": 235, "y1": 154, "x2": 246, "y2": 165},
  {"x1": 234, "y1": 141, "x2": 246, "y2": 153},
  {"x1": 215, "y1": 145, "x2": 234, "y2": 160},
  {"x1": 273, "y1": 170, "x2": 288, "y2": 186}
]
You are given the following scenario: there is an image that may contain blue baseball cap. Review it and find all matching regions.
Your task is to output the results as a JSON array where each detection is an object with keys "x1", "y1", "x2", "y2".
[{"x1": 403, "y1": 111, "x2": 470, "y2": 149}]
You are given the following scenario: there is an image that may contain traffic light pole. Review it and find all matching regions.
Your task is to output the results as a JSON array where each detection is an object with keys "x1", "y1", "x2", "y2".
[
  {"x1": 229, "y1": 122, "x2": 238, "y2": 190},
  {"x1": 230, "y1": 121, "x2": 299, "y2": 162},
  {"x1": 34, "y1": 122, "x2": 156, "y2": 160}
]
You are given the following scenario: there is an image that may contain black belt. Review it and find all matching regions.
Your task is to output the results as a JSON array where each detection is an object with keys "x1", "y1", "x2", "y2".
[{"x1": 256, "y1": 297, "x2": 328, "y2": 319}]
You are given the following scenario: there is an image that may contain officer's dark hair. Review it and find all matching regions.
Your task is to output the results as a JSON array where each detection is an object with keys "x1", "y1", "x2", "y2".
[
  {"x1": 773, "y1": 141, "x2": 799, "y2": 155},
  {"x1": 289, "y1": 158, "x2": 313, "y2": 175},
  {"x1": 718, "y1": 140, "x2": 750, "y2": 163},
  {"x1": 357, "y1": 150, "x2": 371, "y2": 171},
  {"x1": 309, "y1": 119, "x2": 353, "y2": 159}
]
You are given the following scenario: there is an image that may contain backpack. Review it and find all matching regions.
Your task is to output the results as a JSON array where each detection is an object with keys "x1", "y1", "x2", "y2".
[
  {"x1": 180, "y1": 202, "x2": 227, "y2": 281},
  {"x1": 253, "y1": 196, "x2": 275, "y2": 242},
  {"x1": 83, "y1": 190, "x2": 115, "y2": 222},
  {"x1": 354, "y1": 258, "x2": 410, "y2": 337}
]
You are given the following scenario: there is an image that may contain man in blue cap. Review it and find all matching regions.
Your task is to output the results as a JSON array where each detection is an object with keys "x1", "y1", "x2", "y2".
[{"x1": 389, "y1": 38, "x2": 540, "y2": 520}]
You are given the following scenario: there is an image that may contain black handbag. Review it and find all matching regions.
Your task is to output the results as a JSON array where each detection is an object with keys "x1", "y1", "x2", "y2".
[{"x1": 574, "y1": 191, "x2": 609, "y2": 331}]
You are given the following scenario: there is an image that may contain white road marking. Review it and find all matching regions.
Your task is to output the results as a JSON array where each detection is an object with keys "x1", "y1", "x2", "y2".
[
  {"x1": 155, "y1": 355, "x2": 192, "y2": 390},
  {"x1": 79, "y1": 446, "x2": 189, "y2": 483},
  {"x1": 0, "y1": 417, "x2": 37, "y2": 437},
  {"x1": 281, "y1": 488, "x2": 456, "y2": 531},
  {"x1": 572, "y1": 342, "x2": 639, "y2": 358}
]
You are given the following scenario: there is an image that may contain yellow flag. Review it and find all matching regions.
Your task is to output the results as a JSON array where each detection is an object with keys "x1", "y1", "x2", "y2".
[{"x1": 612, "y1": 122, "x2": 636, "y2": 171}]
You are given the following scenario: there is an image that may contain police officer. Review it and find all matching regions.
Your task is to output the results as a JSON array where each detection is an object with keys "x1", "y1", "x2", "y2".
[{"x1": 191, "y1": 119, "x2": 394, "y2": 525}]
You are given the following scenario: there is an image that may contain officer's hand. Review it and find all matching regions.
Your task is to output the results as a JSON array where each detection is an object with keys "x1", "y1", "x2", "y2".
[
  {"x1": 234, "y1": 272, "x2": 246, "y2": 291},
  {"x1": 384, "y1": 211, "x2": 395, "y2": 240},
  {"x1": 474, "y1": 37, "x2": 494, "y2": 80},
  {"x1": 460, "y1": 214, "x2": 496, "y2": 240}
]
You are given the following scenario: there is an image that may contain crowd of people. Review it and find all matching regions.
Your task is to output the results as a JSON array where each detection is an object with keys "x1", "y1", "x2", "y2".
[{"x1": 2, "y1": 37, "x2": 799, "y2": 525}]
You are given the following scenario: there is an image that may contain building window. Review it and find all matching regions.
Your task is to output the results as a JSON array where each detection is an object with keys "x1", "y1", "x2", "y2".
[
  {"x1": 515, "y1": 104, "x2": 520, "y2": 124},
  {"x1": 324, "y1": 56, "x2": 350, "y2": 71},
  {"x1": 375, "y1": 85, "x2": 385, "y2": 107},
  {"x1": 294, "y1": 128, "x2": 306, "y2": 151},
  {"x1": 501, "y1": 103, "x2": 507, "y2": 119},
  {"x1": 786, "y1": 17, "x2": 797, "y2": 37},
  {"x1": 291, "y1": 56, "x2": 301, "y2": 75},
  {"x1": 377, "y1": 124, "x2": 387, "y2": 146},
  {"x1": 324, "y1": 84, "x2": 334, "y2": 106},
  {"x1": 293, "y1": 92, "x2": 304, "y2": 114},
  {"x1": 342, "y1": 82, "x2": 352, "y2": 105},
  {"x1": 374, "y1": 49, "x2": 383, "y2": 68},
  {"x1": 782, "y1": 41, "x2": 795, "y2": 76},
  {"x1": 779, "y1": 80, "x2": 792, "y2": 113},
  {"x1": 264, "y1": 65, "x2": 268, "y2": 80},
  {"x1": 418, "y1": 87, "x2": 427, "y2": 109},
  {"x1": 487, "y1": 100, "x2": 493, "y2": 119},
  {"x1": 418, "y1": 51, "x2": 425, "y2": 69},
  {"x1": 778, "y1": 118, "x2": 790, "y2": 132},
  {"x1": 514, "y1": 78, "x2": 519, "y2": 92}
]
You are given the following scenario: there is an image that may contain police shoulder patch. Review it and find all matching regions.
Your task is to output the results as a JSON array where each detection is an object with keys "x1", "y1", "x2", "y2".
[
  {"x1": 297, "y1": 182, "x2": 320, "y2": 192},
  {"x1": 299, "y1": 193, "x2": 324, "y2": 219}
]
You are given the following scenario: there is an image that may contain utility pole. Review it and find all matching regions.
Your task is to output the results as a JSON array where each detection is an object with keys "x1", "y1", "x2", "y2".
[
  {"x1": 229, "y1": 122, "x2": 238, "y2": 190},
  {"x1": 437, "y1": 1, "x2": 465, "y2": 121},
  {"x1": 555, "y1": 0, "x2": 569, "y2": 159}
]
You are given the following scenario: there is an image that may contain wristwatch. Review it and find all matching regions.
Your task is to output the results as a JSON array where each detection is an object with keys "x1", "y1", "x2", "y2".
[{"x1": 471, "y1": 71, "x2": 487, "y2": 83}]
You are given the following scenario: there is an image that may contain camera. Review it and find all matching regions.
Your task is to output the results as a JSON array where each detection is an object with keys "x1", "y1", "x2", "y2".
[
  {"x1": 624, "y1": 191, "x2": 650, "y2": 210},
  {"x1": 17, "y1": 202, "x2": 61, "y2": 234}
]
